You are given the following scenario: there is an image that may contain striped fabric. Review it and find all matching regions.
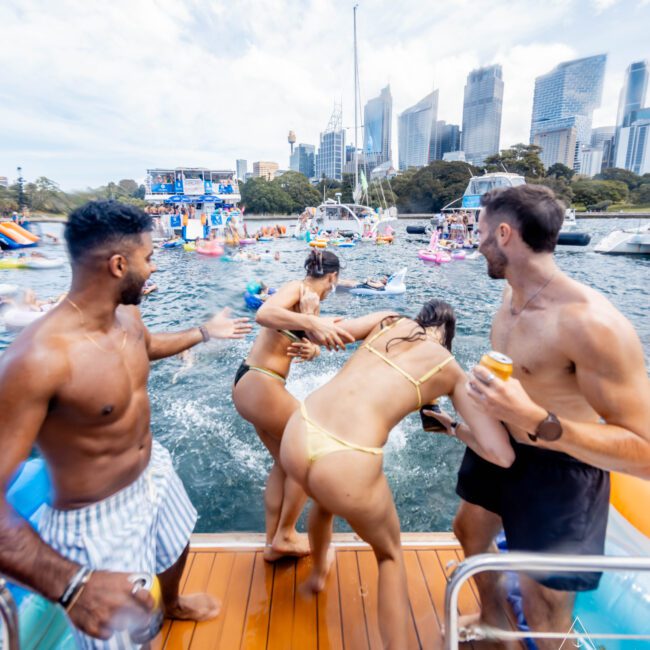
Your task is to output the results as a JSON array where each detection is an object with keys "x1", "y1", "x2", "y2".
[{"x1": 38, "y1": 441, "x2": 197, "y2": 649}]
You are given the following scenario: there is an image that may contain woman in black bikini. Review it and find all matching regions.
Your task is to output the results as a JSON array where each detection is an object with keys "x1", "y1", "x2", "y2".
[{"x1": 232, "y1": 250, "x2": 355, "y2": 561}]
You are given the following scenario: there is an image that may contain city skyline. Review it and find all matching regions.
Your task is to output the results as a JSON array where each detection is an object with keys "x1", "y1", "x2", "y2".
[{"x1": 2, "y1": 0, "x2": 650, "y2": 189}]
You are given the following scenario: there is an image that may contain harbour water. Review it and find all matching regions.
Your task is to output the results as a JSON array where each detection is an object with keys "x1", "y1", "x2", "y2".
[{"x1": 1, "y1": 219, "x2": 648, "y2": 533}]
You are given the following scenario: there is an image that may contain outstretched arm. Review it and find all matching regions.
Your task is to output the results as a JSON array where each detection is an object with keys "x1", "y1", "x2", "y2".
[
  {"x1": 256, "y1": 281, "x2": 354, "y2": 350},
  {"x1": 449, "y1": 370, "x2": 515, "y2": 468},
  {"x1": 334, "y1": 311, "x2": 399, "y2": 342},
  {"x1": 468, "y1": 309, "x2": 650, "y2": 478},
  {"x1": 145, "y1": 308, "x2": 252, "y2": 361}
]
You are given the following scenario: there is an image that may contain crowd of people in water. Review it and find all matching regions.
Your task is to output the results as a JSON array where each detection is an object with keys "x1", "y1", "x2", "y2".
[{"x1": 0, "y1": 186, "x2": 648, "y2": 650}]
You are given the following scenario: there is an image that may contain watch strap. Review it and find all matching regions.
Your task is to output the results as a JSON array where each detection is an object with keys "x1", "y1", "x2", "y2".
[{"x1": 198, "y1": 325, "x2": 210, "y2": 343}]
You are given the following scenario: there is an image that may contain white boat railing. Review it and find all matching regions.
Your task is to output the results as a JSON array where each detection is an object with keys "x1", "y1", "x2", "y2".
[{"x1": 444, "y1": 552, "x2": 650, "y2": 648}]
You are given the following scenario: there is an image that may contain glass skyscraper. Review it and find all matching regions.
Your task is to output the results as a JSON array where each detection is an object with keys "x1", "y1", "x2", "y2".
[
  {"x1": 316, "y1": 130, "x2": 344, "y2": 181},
  {"x1": 431, "y1": 121, "x2": 461, "y2": 161},
  {"x1": 397, "y1": 91, "x2": 438, "y2": 170},
  {"x1": 461, "y1": 65, "x2": 503, "y2": 166},
  {"x1": 363, "y1": 85, "x2": 392, "y2": 168},
  {"x1": 290, "y1": 144, "x2": 315, "y2": 179},
  {"x1": 529, "y1": 54, "x2": 606, "y2": 170},
  {"x1": 617, "y1": 61, "x2": 649, "y2": 128}
]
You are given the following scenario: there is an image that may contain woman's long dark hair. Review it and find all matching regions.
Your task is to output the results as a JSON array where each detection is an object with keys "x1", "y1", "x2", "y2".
[
  {"x1": 304, "y1": 250, "x2": 340, "y2": 277},
  {"x1": 383, "y1": 299, "x2": 456, "y2": 352}
]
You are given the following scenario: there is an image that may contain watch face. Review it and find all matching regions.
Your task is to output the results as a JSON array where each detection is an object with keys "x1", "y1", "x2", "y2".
[{"x1": 537, "y1": 415, "x2": 563, "y2": 441}]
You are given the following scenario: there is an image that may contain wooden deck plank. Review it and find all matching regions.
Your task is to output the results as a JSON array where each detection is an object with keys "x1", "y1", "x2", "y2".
[
  {"x1": 355, "y1": 550, "x2": 382, "y2": 649},
  {"x1": 404, "y1": 550, "x2": 440, "y2": 650},
  {"x1": 316, "y1": 550, "x2": 344, "y2": 650},
  {"x1": 291, "y1": 556, "x2": 319, "y2": 650},
  {"x1": 437, "y1": 549, "x2": 479, "y2": 618},
  {"x1": 240, "y1": 553, "x2": 274, "y2": 650},
  {"x1": 188, "y1": 551, "x2": 238, "y2": 649},
  {"x1": 336, "y1": 551, "x2": 369, "y2": 650},
  {"x1": 152, "y1": 553, "x2": 196, "y2": 650},
  {"x1": 416, "y1": 550, "x2": 448, "y2": 628},
  {"x1": 164, "y1": 552, "x2": 215, "y2": 649},
  {"x1": 266, "y1": 559, "x2": 296, "y2": 650}
]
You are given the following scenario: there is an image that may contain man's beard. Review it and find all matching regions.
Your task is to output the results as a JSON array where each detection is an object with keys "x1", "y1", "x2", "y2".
[
  {"x1": 120, "y1": 271, "x2": 146, "y2": 305},
  {"x1": 481, "y1": 233, "x2": 508, "y2": 279}
]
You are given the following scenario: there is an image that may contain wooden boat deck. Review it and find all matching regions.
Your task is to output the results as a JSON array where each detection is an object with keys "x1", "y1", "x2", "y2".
[{"x1": 153, "y1": 533, "x2": 515, "y2": 649}]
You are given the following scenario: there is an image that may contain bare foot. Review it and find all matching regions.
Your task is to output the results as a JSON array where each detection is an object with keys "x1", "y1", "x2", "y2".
[
  {"x1": 303, "y1": 546, "x2": 335, "y2": 594},
  {"x1": 264, "y1": 534, "x2": 311, "y2": 562},
  {"x1": 165, "y1": 593, "x2": 221, "y2": 622}
]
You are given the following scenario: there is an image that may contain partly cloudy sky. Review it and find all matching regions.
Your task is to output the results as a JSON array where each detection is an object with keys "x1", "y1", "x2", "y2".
[{"x1": 1, "y1": 0, "x2": 649, "y2": 190}]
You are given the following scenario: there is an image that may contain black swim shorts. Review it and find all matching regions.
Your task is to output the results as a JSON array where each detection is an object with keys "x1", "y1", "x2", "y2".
[{"x1": 456, "y1": 441, "x2": 610, "y2": 591}]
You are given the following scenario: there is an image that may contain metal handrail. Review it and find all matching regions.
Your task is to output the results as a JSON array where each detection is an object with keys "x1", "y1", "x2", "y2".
[
  {"x1": 0, "y1": 578, "x2": 19, "y2": 650},
  {"x1": 444, "y1": 552, "x2": 650, "y2": 649}
]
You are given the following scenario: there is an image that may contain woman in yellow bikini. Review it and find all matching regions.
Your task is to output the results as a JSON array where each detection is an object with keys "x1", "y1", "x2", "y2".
[
  {"x1": 232, "y1": 250, "x2": 355, "y2": 561},
  {"x1": 280, "y1": 299, "x2": 515, "y2": 649}
]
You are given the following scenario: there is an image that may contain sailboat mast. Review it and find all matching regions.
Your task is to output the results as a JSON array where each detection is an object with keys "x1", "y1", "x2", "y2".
[{"x1": 353, "y1": 4, "x2": 359, "y2": 193}]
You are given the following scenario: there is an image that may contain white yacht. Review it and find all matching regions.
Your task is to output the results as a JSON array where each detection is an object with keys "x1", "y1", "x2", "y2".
[
  {"x1": 594, "y1": 222, "x2": 650, "y2": 255},
  {"x1": 302, "y1": 198, "x2": 397, "y2": 237}
]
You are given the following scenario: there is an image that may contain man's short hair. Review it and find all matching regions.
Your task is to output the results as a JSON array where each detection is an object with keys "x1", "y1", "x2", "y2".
[
  {"x1": 480, "y1": 185, "x2": 564, "y2": 253},
  {"x1": 65, "y1": 201, "x2": 152, "y2": 263}
]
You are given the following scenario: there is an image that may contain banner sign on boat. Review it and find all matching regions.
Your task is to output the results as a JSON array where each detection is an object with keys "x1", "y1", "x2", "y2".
[
  {"x1": 164, "y1": 195, "x2": 223, "y2": 204},
  {"x1": 183, "y1": 179, "x2": 204, "y2": 195},
  {"x1": 462, "y1": 195, "x2": 481, "y2": 209}
]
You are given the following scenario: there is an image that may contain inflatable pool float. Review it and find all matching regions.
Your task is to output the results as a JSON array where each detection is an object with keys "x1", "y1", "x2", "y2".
[
  {"x1": 258, "y1": 236, "x2": 274, "y2": 242},
  {"x1": 0, "y1": 258, "x2": 25, "y2": 269},
  {"x1": 338, "y1": 241, "x2": 355, "y2": 248},
  {"x1": 239, "y1": 238, "x2": 257, "y2": 245},
  {"x1": 572, "y1": 473, "x2": 650, "y2": 646},
  {"x1": 418, "y1": 250, "x2": 451, "y2": 264},
  {"x1": 406, "y1": 225, "x2": 428, "y2": 235},
  {"x1": 349, "y1": 268, "x2": 407, "y2": 296},
  {"x1": 196, "y1": 242, "x2": 224, "y2": 257},
  {"x1": 243, "y1": 281, "x2": 276, "y2": 310},
  {"x1": 0, "y1": 283, "x2": 19, "y2": 295},
  {"x1": 376, "y1": 235, "x2": 394, "y2": 244},
  {"x1": 5, "y1": 459, "x2": 77, "y2": 649},
  {"x1": 23, "y1": 258, "x2": 65, "y2": 270},
  {"x1": 2, "y1": 308, "x2": 45, "y2": 329},
  {"x1": 183, "y1": 242, "x2": 196, "y2": 251},
  {"x1": 309, "y1": 239, "x2": 328, "y2": 248},
  {"x1": 451, "y1": 250, "x2": 466, "y2": 260},
  {"x1": 162, "y1": 239, "x2": 183, "y2": 249}
]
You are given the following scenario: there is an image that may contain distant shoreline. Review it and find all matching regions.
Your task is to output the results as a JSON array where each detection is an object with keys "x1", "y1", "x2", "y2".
[{"x1": 12, "y1": 211, "x2": 650, "y2": 224}]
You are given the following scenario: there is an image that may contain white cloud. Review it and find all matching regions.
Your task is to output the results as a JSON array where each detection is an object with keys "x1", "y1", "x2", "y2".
[{"x1": 0, "y1": 0, "x2": 648, "y2": 189}]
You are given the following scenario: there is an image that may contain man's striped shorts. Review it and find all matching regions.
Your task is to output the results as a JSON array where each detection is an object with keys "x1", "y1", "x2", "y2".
[{"x1": 38, "y1": 440, "x2": 197, "y2": 649}]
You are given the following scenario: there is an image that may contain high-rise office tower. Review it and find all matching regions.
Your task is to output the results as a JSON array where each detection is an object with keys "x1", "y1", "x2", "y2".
[
  {"x1": 615, "y1": 107, "x2": 650, "y2": 175},
  {"x1": 617, "y1": 61, "x2": 649, "y2": 128},
  {"x1": 530, "y1": 54, "x2": 606, "y2": 170},
  {"x1": 363, "y1": 85, "x2": 392, "y2": 168},
  {"x1": 236, "y1": 159, "x2": 247, "y2": 181},
  {"x1": 430, "y1": 121, "x2": 461, "y2": 161},
  {"x1": 290, "y1": 144, "x2": 316, "y2": 179},
  {"x1": 461, "y1": 65, "x2": 503, "y2": 166},
  {"x1": 315, "y1": 105, "x2": 345, "y2": 181},
  {"x1": 398, "y1": 91, "x2": 438, "y2": 170}
]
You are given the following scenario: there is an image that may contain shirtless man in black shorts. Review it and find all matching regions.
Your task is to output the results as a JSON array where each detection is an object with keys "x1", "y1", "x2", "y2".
[
  {"x1": 453, "y1": 185, "x2": 650, "y2": 647},
  {"x1": 0, "y1": 201, "x2": 252, "y2": 648}
]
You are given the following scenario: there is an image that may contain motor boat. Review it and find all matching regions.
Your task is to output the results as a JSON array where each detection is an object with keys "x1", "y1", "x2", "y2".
[
  {"x1": 594, "y1": 222, "x2": 650, "y2": 255},
  {"x1": 557, "y1": 209, "x2": 591, "y2": 246}
]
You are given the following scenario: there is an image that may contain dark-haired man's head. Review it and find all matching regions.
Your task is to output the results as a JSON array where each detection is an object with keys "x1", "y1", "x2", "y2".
[
  {"x1": 65, "y1": 201, "x2": 155, "y2": 305},
  {"x1": 477, "y1": 185, "x2": 564, "y2": 279}
]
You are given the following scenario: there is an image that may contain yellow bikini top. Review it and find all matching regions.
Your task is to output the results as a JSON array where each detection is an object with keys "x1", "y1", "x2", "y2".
[{"x1": 361, "y1": 317, "x2": 454, "y2": 410}]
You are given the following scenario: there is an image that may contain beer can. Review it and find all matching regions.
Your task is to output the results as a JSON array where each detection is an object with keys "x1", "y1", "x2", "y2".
[
  {"x1": 128, "y1": 573, "x2": 164, "y2": 644},
  {"x1": 479, "y1": 351, "x2": 513, "y2": 381}
]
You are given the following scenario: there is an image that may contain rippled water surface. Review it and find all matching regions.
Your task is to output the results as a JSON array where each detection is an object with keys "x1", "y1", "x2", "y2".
[{"x1": 1, "y1": 219, "x2": 649, "y2": 533}]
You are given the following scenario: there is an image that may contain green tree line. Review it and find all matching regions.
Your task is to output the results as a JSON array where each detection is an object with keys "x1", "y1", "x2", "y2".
[{"x1": 0, "y1": 177, "x2": 146, "y2": 216}]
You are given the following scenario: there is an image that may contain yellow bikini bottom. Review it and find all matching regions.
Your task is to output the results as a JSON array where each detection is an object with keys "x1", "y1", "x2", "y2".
[{"x1": 300, "y1": 402, "x2": 383, "y2": 463}]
